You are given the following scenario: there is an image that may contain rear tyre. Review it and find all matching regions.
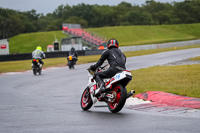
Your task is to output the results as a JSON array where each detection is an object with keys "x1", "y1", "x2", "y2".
[
  {"x1": 80, "y1": 87, "x2": 93, "y2": 110},
  {"x1": 33, "y1": 65, "x2": 37, "y2": 75},
  {"x1": 107, "y1": 84, "x2": 127, "y2": 113},
  {"x1": 39, "y1": 68, "x2": 41, "y2": 75}
]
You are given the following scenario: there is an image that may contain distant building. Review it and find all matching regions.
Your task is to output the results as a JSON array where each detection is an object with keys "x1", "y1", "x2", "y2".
[
  {"x1": 0, "y1": 39, "x2": 9, "y2": 55},
  {"x1": 61, "y1": 37, "x2": 82, "y2": 51},
  {"x1": 47, "y1": 45, "x2": 54, "y2": 52}
]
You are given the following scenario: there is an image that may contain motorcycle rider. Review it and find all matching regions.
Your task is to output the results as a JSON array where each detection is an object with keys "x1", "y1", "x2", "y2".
[
  {"x1": 32, "y1": 46, "x2": 46, "y2": 67},
  {"x1": 90, "y1": 39, "x2": 126, "y2": 96},
  {"x1": 67, "y1": 47, "x2": 78, "y2": 65}
]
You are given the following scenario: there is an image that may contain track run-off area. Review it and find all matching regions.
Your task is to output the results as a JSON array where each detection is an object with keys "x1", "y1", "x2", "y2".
[{"x1": 0, "y1": 48, "x2": 200, "y2": 133}]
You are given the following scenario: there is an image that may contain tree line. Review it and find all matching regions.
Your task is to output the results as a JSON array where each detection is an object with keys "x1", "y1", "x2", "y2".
[{"x1": 1, "y1": 0, "x2": 200, "y2": 39}]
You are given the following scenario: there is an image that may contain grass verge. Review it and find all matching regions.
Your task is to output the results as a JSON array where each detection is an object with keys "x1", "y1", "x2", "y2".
[
  {"x1": 0, "y1": 55, "x2": 102, "y2": 73},
  {"x1": 190, "y1": 56, "x2": 200, "y2": 60},
  {"x1": 9, "y1": 31, "x2": 69, "y2": 54},
  {"x1": 87, "y1": 23, "x2": 200, "y2": 46},
  {"x1": 126, "y1": 64, "x2": 200, "y2": 98}
]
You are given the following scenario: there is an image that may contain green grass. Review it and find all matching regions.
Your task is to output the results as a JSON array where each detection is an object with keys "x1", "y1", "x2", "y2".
[
  {"x1": 0, "y1": 55, "x2": 102, "y2": 73},
  {"x1": 126, "y1": 64, "x2": 200, "y2": 98},
  {"x1": 190, "y1": 56, "x2": 200, "y2": 60},
  {"x1": 9, "y1": 31, "x2": 69, "y2": 54},
  {"x1": 86, "y1": 23, "x2": 200, "y2": 46}
]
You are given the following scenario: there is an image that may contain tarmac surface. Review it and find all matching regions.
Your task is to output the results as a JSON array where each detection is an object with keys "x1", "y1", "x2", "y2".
[{"x1": 0, "y1": 48, "x2": 200, "y2": 133}]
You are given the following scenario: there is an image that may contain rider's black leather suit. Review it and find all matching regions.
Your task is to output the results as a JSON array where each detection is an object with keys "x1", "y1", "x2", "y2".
[
  {"x1": 68, "y1": 49, "x2": 78, "y2": 65},
  {"x1": 90, "y1": 47, "x2": 126, "y2": 88},
  {"x1": 68, "y1": 51, "x2": 78, "y2": 58}
]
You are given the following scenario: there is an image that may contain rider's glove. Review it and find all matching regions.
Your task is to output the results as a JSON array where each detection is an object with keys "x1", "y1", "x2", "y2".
[{"x1": 90, "y1": 65, "x2": 96, "y2": 71}]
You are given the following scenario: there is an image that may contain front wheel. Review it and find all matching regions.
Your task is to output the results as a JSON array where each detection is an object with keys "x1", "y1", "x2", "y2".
[
  {"x1": 107, "y1": 84, "x2": 127, "y2": 113},
  {"x1": 80, "y1": 87, "x2": 93, "y2": 110},
  {"x1": 68, "y1": 61, "x2": 72, "y2": 69}
]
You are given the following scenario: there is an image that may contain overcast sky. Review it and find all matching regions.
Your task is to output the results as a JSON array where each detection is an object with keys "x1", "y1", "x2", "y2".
[{"x1": 0, "y1": 0, "x2": 184, "y2": 14}]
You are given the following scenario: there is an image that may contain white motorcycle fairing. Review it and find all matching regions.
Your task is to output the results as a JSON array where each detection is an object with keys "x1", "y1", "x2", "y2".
[{"x1": 87, "y1": 70, "x2": 132, "y2": 105}]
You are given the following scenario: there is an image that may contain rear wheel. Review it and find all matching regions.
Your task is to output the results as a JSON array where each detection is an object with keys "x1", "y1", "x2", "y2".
[
  {"x1": 39, "y1": 68, "x2": 41, "y2": 75},
  {"x1": 107, "y1": 84, "x2": 127, "y2": 113},
  {"x1": 80, "y1": 87, "x2": 93, "y2": 110},
  {"x1": 33, "y1": 65, "x2": 37, "y2": 75}
]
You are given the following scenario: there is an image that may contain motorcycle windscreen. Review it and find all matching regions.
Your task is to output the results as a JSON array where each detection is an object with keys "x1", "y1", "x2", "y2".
[{"x1": 88, "y1": 69, "x2": 95, "y2": 76}]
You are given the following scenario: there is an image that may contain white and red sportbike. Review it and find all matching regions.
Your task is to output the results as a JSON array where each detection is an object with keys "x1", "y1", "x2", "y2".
[{"x1": 80, "y1": 65, "x2": 135, "y2": 113}]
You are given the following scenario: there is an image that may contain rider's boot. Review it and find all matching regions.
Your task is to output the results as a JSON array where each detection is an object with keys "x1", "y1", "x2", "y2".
[
  {"x1": 99, "y1": 83, "x2": 106, "y2": 93},
  {"x1": 95, "y1": 83, "x2": 106, "y2": 97},
  {"x1": 94, "y1": 76, "x2": 106, "y2": 97},
  {"x1": 39, "y1": 64, "x2": 42, "y2": 68}
]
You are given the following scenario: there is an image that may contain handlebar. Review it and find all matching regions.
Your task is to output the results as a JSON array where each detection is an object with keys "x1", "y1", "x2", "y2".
[{"x1": 87, "y1": 64, "x2": 109, "y2": 76}]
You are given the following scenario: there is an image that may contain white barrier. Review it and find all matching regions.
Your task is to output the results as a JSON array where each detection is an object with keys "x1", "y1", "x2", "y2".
[
  {"x1": 0, "y1": 39, "x2": 9, "y2": 55},
  {"x1": 119, "y1": 39, "x2": 200, "y2": 52}
]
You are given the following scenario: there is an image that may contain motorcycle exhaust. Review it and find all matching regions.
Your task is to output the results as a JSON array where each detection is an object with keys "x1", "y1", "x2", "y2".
[{"x1": 127, "y1": 90, "x2": 135, "y2": 99}]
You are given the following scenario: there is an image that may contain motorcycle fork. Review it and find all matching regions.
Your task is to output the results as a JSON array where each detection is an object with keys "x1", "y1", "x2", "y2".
[{"x1": 84, "y1": 87, "x2": 90, "y2": 98}]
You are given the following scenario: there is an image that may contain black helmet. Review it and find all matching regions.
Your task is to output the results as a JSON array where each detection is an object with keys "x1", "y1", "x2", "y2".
[
  {"x1": 71, "y1": 47, "x2": 75, "y2": 51},
  {"x1": 107, "y1": 39, "x2": 119, "y2": 49}
]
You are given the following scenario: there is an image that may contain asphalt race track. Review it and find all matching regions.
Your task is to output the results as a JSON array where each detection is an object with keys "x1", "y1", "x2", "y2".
[{"x1": 0, "y1": 48, "x2": 200, "y2": 133}]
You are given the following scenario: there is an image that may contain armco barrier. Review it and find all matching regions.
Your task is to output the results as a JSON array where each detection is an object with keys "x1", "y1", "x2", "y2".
[
  {"x1": 0, "y1": 53, "x2": 32, "y2": 61},
  {"x1": 119, "y1": 39, "x2": 200, "y2": 52},
  {"x1": 85, "y1": 50, "x2": 103, "y2": 55},
  {"x1": 0, "y1": 50, "x2": 103, "y2": 62},
  {"x1": 134, "y1": 91, "x2": 200, "y2": 109}
]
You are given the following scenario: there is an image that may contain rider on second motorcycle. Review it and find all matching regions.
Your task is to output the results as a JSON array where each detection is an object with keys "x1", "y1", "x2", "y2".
[
  {"x1": 67, "y1": 47, "x2": 78, "y2": 65},
  {"x1": 89, "y1": 39, "x2": 126, "y2": 96},
  {"x1": 32, "y1": 46, "x2": 46, "y2": 67}
]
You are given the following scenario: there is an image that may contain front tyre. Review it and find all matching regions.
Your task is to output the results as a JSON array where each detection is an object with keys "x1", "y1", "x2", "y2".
[
  {"x1": 68, "y1": 61, "x2": 72, "y2": 69},
  {"x1": 108, "y1": 84, "x2": 127, "y2": 113},
  {"x1": 80, "y1": 87, "x2": 93, "y2": 110}
]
